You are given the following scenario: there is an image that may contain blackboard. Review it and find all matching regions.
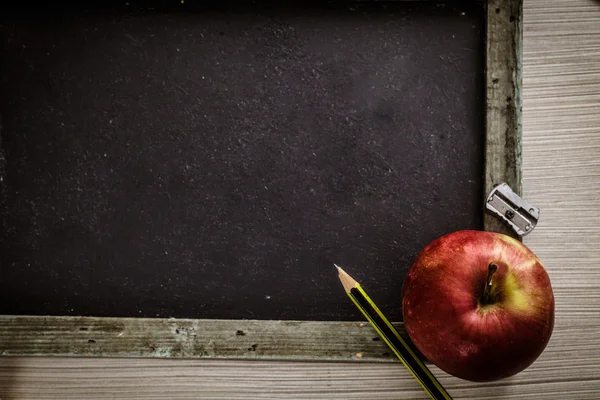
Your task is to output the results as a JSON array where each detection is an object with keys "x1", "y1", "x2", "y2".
[{"x1": 0, "y1": 2, "x2": 486, "y2": 323}]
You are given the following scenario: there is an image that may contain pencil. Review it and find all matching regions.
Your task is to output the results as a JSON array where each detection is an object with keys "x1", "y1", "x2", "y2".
[{"x1": 335, "y1": 264, "x2": 452, "y2": 400}]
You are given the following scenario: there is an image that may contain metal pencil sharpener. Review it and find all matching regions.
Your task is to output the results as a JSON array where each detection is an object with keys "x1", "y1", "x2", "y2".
[{"x1": 486, "y1": 183, "x2": 540, "y2": 236}]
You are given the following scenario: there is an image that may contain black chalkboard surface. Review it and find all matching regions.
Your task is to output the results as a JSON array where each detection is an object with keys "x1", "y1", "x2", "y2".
[{"x1": 0, "y1": 2, "x2": 485, "y2": 322}]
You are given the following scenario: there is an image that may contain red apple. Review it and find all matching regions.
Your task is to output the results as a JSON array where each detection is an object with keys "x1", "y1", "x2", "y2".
[{"x1": 402, "y1": 230, "x2": 555, "y2": 382}]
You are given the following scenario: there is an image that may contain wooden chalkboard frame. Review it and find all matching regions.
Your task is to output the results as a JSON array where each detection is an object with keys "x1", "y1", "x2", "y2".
[{"x1": 0, "y1": 0, "x2": 522, "y2": 362}]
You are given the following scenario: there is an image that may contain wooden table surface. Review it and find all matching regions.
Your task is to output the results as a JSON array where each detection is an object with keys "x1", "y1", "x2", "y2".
[{"x1": 1, "y1": 0, "x2": 599, "y2": 398}]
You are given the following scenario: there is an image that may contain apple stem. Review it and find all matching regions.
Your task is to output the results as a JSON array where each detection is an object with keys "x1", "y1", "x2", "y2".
[{"x1": 481, "y1": 263, "x2": 498, "y2": 305}]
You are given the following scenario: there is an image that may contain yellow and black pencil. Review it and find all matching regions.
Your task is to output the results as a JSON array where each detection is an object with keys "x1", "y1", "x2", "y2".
[{"x1": 335, "y1": 264, "x2": 452, "y2": 400}]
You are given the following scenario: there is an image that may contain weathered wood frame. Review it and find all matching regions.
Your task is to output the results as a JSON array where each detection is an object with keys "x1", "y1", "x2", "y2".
[{"x1": 0, "y1": 0, "x2": 522, "y2": 362}]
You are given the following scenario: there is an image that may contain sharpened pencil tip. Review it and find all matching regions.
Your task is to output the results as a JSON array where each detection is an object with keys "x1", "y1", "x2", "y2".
[{"x1": 335, "y1": 264, "x2": 358, "y2": 292}]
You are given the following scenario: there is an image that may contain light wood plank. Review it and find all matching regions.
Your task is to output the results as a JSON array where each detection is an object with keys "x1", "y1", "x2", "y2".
[
  {"x1": 0, "y1": 316, "x2": 404, "y2": 362},
  {"x1": 1, "y1": 319, "x2": 599, "y2": 400},
  {"x1": 484, "y1": 0, "x2": 524, "y2": 237}
]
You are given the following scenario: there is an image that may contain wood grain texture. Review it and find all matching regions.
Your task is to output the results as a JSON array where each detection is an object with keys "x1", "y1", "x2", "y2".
[
  {"x1": 0, "y1": 316, "x2": 405, "y2": 362},
  {"x1": 484, "y1": 0, "x2": 524, "y2": 238},
  {"x1": 1, "y1": 0, "x2": 600, "y2": 398},
  {"x1": 0, "y1": 316, "x2": 599, "y2": 399}
]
